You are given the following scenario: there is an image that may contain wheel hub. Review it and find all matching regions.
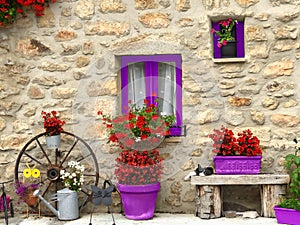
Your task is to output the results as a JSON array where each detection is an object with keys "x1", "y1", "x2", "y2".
[{"x1": 47, "y1": 166, "x2": 61, "y2": 181}]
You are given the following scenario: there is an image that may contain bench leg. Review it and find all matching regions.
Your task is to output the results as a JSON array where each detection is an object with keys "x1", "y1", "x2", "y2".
[
  {"x1": 195, "y1": 185, "x2": 221, "y2": 219},
  {"x1": 261, "y1": 184, "x2": 287, "y2": 218}
]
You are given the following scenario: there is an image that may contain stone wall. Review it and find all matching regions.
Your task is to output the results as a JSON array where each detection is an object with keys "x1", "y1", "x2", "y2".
[{"x1": 0, "y1": 0, "x2": 300, "y2": 214}]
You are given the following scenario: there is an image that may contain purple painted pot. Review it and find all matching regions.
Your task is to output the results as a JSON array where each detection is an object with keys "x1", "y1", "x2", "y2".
[
  {"x1": 213, "y1": 156, "x2": 262, "y2": 175},
  {"x1": 0, "y1": 196, "x2": 10, "y2": 210},
  {"x1": 118, "y1": 182, "x2": 160, "y2": 220},
  {"x1": 274, "y1": 206, "x2": 300, "y2": 225}
]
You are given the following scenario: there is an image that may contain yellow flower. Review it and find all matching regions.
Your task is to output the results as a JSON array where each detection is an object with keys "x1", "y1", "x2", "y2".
[
  {"x1": 32, "y1": 168, "x2": 40, "y2": 178},
  {"x1": 23, "y1": 168, "x2": 31, "y2": 178}
]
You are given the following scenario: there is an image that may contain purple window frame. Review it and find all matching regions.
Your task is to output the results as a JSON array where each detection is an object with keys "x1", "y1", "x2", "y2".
[
  {"x1": 213, "y1": 20, "x2": 245, "y2": 58},
  {"x1": 121, "y1": 54, "x2": 183, "y2": 136}
]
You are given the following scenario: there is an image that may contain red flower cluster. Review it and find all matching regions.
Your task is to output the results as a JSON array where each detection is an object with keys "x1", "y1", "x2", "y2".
[
  {"x1": 99, "y1": 98, "x2": 175, "y2": 185},
  {"x1": 211, "y1": 18, "x2": 238, "y2": 48},
  {"x1": 236, "y1": 129, "x2": 262, "y2": 156},
  {"x1": 41, "y1": 110, "x2": 65, "y2": 136},
  {"x1": 0, "y1": 0, "x2": 22, "y2": 26},
  {"x1": 0, "y1": 0, "x2": 56, "y2": 26},
  {"x1": 115, "y1": 149, "x2": 163, "y2": 185},
  {"x1": 17, "y1": 0, "x2": 56, "y2": 17},
  {"x1": 98, "y1": 98, "x2": 175, "y2": 150},
  {"x1": 209, "y1": 126, "x2": 262, "y2": 156}
]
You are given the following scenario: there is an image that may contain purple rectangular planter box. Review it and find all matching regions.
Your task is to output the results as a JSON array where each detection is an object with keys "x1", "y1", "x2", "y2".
[
  {"x1": 213, "y1": 156, "x2": 262, "y2": 175},
  {"x1": 274, "y1": 206, "x2": 300, "y2": 225}
]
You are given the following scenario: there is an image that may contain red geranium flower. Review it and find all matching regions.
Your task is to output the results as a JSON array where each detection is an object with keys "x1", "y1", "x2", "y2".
[
  {"x1": 209, "y1": 126, "x2": 262, "y2": 156},
  {"x1": 0, "y1": 0, "x2": 56, "y2": 26},
  {"x1": 98, "y1": 98, "x2": 175, "y2": 150},
  {"x1": 98, "y1": 98, "x2": 176, "y2": 185},
  {"x1": 41, "y1": 110, "x2": 66, "y2": 136}
]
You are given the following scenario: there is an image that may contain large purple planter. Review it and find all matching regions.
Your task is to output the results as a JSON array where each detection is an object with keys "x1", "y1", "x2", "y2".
[
  {"x1": 274, "y1": 206, "x2": 300, "y2": 225},
  {"x1": 118, "y1": 182, "x2": 160, "y2": 220},
  {"x1": 213, "y1": 156, "x2": 262, "y2": 175}
]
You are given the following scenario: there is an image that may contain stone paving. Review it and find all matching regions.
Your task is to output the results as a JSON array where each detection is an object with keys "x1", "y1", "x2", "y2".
[{"x1": 5, "y1": 213, "x2": 284, "y2": 225}]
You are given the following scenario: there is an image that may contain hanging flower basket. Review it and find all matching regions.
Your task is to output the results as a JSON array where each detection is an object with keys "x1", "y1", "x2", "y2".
[{"x1": 46, "y1": 134, "x2": 61, "y2": 149}]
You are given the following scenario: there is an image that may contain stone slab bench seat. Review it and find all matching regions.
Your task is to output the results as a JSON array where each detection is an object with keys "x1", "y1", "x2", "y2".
[{"x1": 191, "y1": 174, "x2": 290, "y2": 219}]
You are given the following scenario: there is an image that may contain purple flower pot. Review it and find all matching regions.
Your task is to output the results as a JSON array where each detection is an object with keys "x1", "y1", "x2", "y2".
[
  {"x1": 274, "y1": 206, "x2": 300, "y2": 225},
  {"x1": 213, "y1": 156, "x2": 262, "y2": 175},
  {"x1": 118, "y1": 182, "x2": 160, "y2": 220},
  {"x1": 0, "y1": 196, "x2": 10, "y2": 210}
]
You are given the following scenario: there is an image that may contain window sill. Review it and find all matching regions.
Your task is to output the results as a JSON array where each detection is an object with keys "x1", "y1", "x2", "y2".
[
  {"x1": 212, "y1": 57, "x2": 246, "y2": 63},
  {"x1": 164, "y1": 137, "x2": 182, "y2": 143}
]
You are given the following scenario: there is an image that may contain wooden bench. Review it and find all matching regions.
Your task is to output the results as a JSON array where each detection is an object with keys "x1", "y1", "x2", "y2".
[{"x1": 191, "y1": 174, "x2": 290, "y2": 219}]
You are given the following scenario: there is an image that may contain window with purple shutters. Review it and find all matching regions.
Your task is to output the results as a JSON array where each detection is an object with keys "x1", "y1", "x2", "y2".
[
  {"x1": 121, "y1": 54, "x2": 183, "y2": 136},
  {"x1": 212, "y1": 20, "x2": 245, "y2": 59}
]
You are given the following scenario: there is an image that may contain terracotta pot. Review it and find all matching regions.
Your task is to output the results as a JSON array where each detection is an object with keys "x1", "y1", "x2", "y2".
[{"x1": 25, "y1": 190, "x2": 38, "y2": 207}]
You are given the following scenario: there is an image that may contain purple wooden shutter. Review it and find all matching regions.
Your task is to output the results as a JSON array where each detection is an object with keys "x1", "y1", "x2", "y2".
[
  {"x1": 213, "y1": 22, "x2": 222, "y2": 58},
  {"x1": 236, "y1": 21, "x2": 245, "y2": 58}
]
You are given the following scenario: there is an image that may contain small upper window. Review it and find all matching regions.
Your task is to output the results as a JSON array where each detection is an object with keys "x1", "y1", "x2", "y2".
[
  {"x1": 212, "y1": 19, "x2": 245, "y2": 59},
  {"x1": 121, "y1": 54, "x2": 183, "y2": 136}
]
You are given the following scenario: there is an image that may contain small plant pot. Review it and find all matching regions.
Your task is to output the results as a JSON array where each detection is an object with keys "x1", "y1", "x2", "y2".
[
  {"x1": 25, "y1": 190, "x2": 38, "y2": 207},
  {"x1": 221, "y1": 41, "x2": 237, "y2": 58},
  {"x1": 46, "y1": 135, "x2": 61, "y2": 149},
  {"x1": 274, "y1": 205, "x2": 300, "y2": 225}
]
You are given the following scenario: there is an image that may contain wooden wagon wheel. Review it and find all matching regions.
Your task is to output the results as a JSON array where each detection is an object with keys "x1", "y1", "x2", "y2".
[{"x1": 14, "y1": 131, "x2": 99, "y2": 213}]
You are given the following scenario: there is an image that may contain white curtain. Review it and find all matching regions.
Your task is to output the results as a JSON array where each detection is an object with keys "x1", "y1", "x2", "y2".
[
  {"x1": 158, "y1": 62, "x2": 176, "y2": 115},
  {"x1": 128, "y1": 62, "x2": 146, "y2": 108}
]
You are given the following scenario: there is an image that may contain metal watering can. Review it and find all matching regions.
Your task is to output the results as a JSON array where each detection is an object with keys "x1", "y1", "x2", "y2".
[{"x1": 33, "y1": 188, "x2": 79, "y2": 220}]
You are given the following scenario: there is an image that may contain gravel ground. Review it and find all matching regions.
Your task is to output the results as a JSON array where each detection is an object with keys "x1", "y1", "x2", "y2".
[{"x1": 5, "y1": 213, "x2": 284, "y2": 225}]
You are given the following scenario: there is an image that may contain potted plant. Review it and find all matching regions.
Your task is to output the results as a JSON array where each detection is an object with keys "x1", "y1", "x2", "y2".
[
  {"x1": 211, "y1": 18, "x2": 238, "y2": 57},
  {"x1": 209, "y1": 126, "x2": 263, "y2": 174},
  {"x1": 60, "y1": 160, "x2": 85, "y2": 192},
  {"x1": 274, "y1": 139, "x2": 300, "y2": 224},
  {"x1": 0, "y1": 0, "x2": 56, "y2": 27},
  {"x1": 98, "y1": 98, "x2": 175, "y2": 220},
  {"x1": 48, "y1": 160, "x2": 85, "y2": 220},
  {"x1": 15, "y1": 181, "x2": 39, "y2": 207},
  {"x1": 41, "y1": 110, "x2": 66, "y2": 149}
]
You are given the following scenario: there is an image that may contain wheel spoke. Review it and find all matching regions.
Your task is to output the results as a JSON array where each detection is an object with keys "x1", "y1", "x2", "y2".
[
  {"x1": 58, "y1": 138, "x2": 79, "y2": 167},
  {"x1": 41, "y1": 180, "x2": 54, "y2": 198},
  {"x1": 23, "y1": 152, "x2": 49, "y2": 169},
  {"x1": 76, "y1": 153, "x2": 92, "y2": 163},
  {"x1": 35, "y1": 138, "x2": 52, "y2": 165},
  {"x1": 83, "y1": 173, "x2": 98, "y2": 177}
]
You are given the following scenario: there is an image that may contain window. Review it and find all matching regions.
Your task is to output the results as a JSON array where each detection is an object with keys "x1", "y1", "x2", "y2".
[
  {"x1": 121, "y1": 54, "x2": 183, "y2": 136},
  {"x1": 212, "y1": 20, "x2": 245, "y2": 59}
]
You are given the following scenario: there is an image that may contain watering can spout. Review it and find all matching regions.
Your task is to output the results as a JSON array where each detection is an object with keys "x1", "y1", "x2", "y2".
[{"x1": 33, "y1": 189, "x2": 60, "y2": 218}]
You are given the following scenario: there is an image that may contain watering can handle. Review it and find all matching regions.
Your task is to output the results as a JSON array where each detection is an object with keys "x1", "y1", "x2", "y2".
[{"x1": 50, "y1": 194, "x2": 59, "y2": 202}]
